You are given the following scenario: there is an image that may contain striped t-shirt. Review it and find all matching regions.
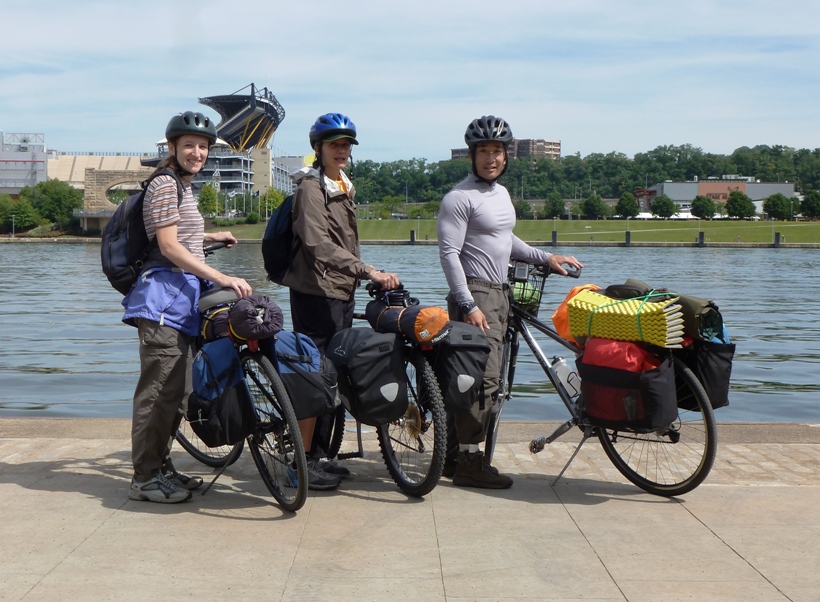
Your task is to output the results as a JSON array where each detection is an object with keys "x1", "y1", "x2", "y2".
[{"x1": 143, "y1": 174, "x2": 205, "y2": 262}]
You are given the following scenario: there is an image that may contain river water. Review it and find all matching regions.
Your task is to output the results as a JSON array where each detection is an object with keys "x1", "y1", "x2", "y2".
[{"x1": 1, "y1": 242, "x2": 818, "y2": 423}]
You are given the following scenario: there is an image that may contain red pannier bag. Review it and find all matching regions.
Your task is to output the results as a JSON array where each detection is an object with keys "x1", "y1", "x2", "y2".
[{"x1": 577, "y1": 338, "x2": 678, "y2": 432}]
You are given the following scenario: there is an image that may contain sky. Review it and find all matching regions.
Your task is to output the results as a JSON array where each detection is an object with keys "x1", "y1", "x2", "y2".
[{"x1": 2, "y1": 0, "x2": 819, "y2": 163}]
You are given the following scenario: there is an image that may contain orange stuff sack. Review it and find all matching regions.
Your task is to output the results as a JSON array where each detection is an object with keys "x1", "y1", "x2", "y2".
[
  {"x1": 365, "y1": 300, "x2": 451, "y2": 345},
  {"x1": 551, "y1": 284, "x2": 601, "y2": 345},
  {"x1": 581, "y1": 338, "x2": 662, "y2": 372}
]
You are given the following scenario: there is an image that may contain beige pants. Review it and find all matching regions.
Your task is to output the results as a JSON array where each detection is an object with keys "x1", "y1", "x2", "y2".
[
  {"x1": 131, "y1": 319, "x2": 193, "y2": 482},
  {"x1": 446, "y1": 279, "x2": 510, "y2": 447}
]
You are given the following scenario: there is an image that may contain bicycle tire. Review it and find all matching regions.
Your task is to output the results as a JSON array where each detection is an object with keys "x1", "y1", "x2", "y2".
[
  {"x1": 175, "y1": 419, "x2": 244, "y2": 468},
  {"x1": 377, "y1": 348, "x2": 446, "y2": 497},
  {"x1": 326, "y1": 405, "x2": 347, "y2": 460},
  {"x1": 596, "y1": 357, "x2": 717, "y2": 497},
  {"x1": 240, "y1": 350, "x2": 308, "y2": 512}
]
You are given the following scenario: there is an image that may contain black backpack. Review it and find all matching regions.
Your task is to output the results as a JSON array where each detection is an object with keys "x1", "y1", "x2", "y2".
[
  {"x1": 261, "y1": 193, "x2": 295, "y2": 285},
  {"x1": 100, "y1": 168, "x2": 183, "y2": 295}
]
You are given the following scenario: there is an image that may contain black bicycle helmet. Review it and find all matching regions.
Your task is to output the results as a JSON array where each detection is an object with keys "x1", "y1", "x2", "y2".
[
  {"x1": 165, "y1": 111, "x2": 218, "y2": 146},
  {"x1": 464, "y1": 115, "x2": 514, "y2": 148},
  {"x1": 309, "y1": 113, "x2": 358, "y2": 147}
]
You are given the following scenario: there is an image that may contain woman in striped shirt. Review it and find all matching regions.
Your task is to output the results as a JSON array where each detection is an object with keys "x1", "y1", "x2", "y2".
[{"x1": 123, "y1": 111, "x2": 252, "y2": 504}]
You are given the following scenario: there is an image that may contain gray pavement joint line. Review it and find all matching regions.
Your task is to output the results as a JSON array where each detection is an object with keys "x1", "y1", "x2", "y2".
[
  {"x1": 430, "y1": 493, "x2": 448, "y2": 599},
  {"x1": 276, "y1": 497, "x2": 315, "y2": 602},
  {"x1": 674, "y1": 498, "x2": 795, "y2": 601},
  {"x1": 552, "y1": 486, "x2": 628, "y2": 600}
]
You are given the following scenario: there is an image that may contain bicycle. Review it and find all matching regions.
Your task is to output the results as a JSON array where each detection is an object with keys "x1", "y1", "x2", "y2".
[
  {"x1": 327, "y1": 283, "x2": 447, "y2": 497},
  {"x1": 484, "y1": 262, "x2": 718, "y2": 497},
  {"x1": 174, "y1": 246, "x2": 309, "y2": 512}
]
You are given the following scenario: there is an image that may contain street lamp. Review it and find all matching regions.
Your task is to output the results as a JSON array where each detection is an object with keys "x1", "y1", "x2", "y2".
[
  {"x1": 11, "y1": 214, "x2": 15, "y2": 238},
  {"x1": 626, "y1": 216, "x2": 631, "y2": 232}
]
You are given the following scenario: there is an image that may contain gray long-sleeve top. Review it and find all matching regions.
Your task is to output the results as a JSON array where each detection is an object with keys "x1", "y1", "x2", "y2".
[{"x1": 437, "y1": 176, "x2": 553, "y2": 306}]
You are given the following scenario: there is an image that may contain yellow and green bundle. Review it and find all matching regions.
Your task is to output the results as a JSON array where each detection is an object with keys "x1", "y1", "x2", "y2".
[{"x1": 567, "y1": 289, "x2": 684, "y2": 347}]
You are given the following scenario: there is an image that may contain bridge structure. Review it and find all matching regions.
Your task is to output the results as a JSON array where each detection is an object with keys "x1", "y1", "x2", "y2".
[{"x1": 74, "y1": 167, "x2": 153, "y2": 232}]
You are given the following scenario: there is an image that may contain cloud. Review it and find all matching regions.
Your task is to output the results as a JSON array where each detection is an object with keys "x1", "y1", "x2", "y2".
[{"x1": 2, "y1": 1, "x2": 819, "y2": 161}]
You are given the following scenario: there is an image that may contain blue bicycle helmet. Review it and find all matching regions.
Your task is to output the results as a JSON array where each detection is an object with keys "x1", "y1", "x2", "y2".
[{"x1": 309, "y1": 113, "x2": 358, "y2": 147}]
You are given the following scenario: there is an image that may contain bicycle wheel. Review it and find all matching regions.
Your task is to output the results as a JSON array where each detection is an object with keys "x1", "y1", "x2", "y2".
[
  {"x1": 326, "y1": 405, "x2": 347, "y2": 460},
  {"x1": 240, "y1": 350, "x2": 308, "y2": 512},
  {"x1": 377, "y1": 348, "x2": 446, "y2": 497},
  {"x1": 597, "y1": 357, "x2": 717, "y2": 497},
  {"x1": 175, "y1": 419, "x2": 244, "y2": 468}
]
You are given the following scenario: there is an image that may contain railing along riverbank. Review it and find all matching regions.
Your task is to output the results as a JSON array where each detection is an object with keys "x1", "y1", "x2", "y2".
[{"x1": 2, "y1": 237, "x2": 819, "y2": 249}]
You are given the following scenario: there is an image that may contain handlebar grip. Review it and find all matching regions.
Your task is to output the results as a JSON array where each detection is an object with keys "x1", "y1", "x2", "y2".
[{"x1": 203, "y1": 242, "x2": 227, "y2": 256}]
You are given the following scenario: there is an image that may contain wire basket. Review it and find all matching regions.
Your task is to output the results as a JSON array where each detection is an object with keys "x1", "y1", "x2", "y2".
[{"x1": 509, "y1": 263, "x2": 547, "y2": 316}]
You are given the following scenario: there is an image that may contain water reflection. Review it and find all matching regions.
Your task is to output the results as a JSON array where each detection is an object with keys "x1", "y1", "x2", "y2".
[{"x1": 1, "y1": 242, "x2": 818, "y2": 423}]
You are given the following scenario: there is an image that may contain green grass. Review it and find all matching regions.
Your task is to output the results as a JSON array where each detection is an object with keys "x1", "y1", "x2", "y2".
[{"x1": 214, "y1": 218, "x2": 820, "y2": 244}]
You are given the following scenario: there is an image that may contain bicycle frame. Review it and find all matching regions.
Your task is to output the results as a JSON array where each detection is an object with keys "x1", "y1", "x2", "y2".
[{"x1": 489, "y1": 263, "x2": 718, "y2": 497}]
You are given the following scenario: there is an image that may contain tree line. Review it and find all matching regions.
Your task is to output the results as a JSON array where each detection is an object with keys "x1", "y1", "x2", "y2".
[
  {"x1": 3, "y1": 142, "x2": 820, "y2": 234},
  {"x1": 350, "y1": 143, "x2": 820, "y2": 220}
]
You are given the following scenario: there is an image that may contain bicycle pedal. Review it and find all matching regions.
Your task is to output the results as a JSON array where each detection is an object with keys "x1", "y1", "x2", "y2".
[{"x1": 529, "y1": 437, "x2": 547, "y2": 454}]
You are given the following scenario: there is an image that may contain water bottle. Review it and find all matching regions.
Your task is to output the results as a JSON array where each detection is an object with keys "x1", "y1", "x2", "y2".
[{"x1": 550, "y1": 356, "x2": 580, "y2": 399}]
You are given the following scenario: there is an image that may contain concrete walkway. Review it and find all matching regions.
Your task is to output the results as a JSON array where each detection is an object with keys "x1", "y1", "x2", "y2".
[{"x1": 1, "y1": 418, "x2": 819, "y2": 601}]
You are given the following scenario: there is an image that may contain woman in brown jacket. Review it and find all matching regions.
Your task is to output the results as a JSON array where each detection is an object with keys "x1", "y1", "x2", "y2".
[{"x1": 282, "y1": 113, "x2": 399, "y2": 490}]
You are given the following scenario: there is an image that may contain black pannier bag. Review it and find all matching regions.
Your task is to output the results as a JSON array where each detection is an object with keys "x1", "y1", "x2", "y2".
[
  {"x1": 187, "y1": 337, "x2": 257, "y2": 447},
  {"x1": 675, "y1": 340, "x2": 735, "y2": 410},
  {"x1": 259, "y1": 332, "x2": 340, "y2": 421},
  {"x1": 326, "y1": 328, "x2": 409, "y2": 427},
  {"x1": 577, "y1": 355, "x2": 678, "y2": 433},
  {"x1": 425, "y1": 321, "x2": 489, "y2": 413}
]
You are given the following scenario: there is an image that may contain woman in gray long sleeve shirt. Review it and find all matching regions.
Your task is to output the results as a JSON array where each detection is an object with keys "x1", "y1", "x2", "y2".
[{"x1": 437, "y1": 115, "x2": 583, "y2": 489}]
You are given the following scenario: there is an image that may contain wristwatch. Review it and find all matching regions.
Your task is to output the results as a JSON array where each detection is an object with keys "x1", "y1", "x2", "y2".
[{"x1": 459, "y1": 301, "x2": 477, "y2": 315}]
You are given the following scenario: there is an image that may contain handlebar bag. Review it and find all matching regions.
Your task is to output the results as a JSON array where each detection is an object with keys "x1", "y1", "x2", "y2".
[
  {"x1": 577, "y1": 341, "x2": 677, "y2": 433},
  {"x1": 187, "y1": 337, "x2": 256, "y2": 447},
  {"x1": 364, "y1": 300, "x2": 451, "y2": 345},
  {"x1": 260, "y1": 332, "x2": 340, "y2": 420},
  {"x1": 327, "y1": 328, "x2": 408, "y2": 427},
  {"x1": 424, "y1": 321, "x2": 489, "y2": 413}
]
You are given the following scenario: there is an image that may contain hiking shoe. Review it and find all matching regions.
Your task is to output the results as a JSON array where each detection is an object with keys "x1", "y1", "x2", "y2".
[
  {"x1": 317, "y1": 459, "x2": 350, "y2": 478},
  {"x1": 442, "y1": 457, "x2": 457, "y2": 478},
  {"x1": 452, "y1": 451, "x2": 513, "y2": 490},
  {"x1": 165, "y1": 469, "x2": 203, "y2": 490},
  {"x1": 129, "y1": 473, "x2": 192, "y2": 503},
  {"x1": 306, "y1": 459, "x2": 341, "y2": 491}
]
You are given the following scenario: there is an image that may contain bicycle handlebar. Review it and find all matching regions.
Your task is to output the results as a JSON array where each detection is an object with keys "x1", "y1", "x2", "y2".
[
  {"x1": 203, "y1": 242, "x2": 227, "y2": 256},
  {"x1": 530, "y1": 263, "x2": 582, "y2": 279}
]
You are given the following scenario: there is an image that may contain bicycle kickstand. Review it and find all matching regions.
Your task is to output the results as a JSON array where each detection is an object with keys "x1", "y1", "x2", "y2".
[
  {"x1": 199, "y1": 458, "x2": 232, "y2": 496},
  {"x1": 337, "y1": 420, "x2": 365, "y2": 461},
  {"x1": 551, "y1": 427, "x2": 594, "y2": 487},
  {"x1": 529, "y1": 421, "x2": 593, "y2": 487}
]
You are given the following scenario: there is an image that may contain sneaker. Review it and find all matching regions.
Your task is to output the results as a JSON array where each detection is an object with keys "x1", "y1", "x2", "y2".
[
  {"x1": 165, "y1": 469, "x2": 203, "y2": 490},
  {"x1": 452, "y1": 451, "x2": 513, "y2": 490},
  {"x1": 129, "y1": 473, "x2": 192, "y2": 503},
  {"x1": 306, "y1": 459, "x2": 341, "y2": 491},
  {"x1": 317, "y1": 459, "x2": 351, "y2": 478}
]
